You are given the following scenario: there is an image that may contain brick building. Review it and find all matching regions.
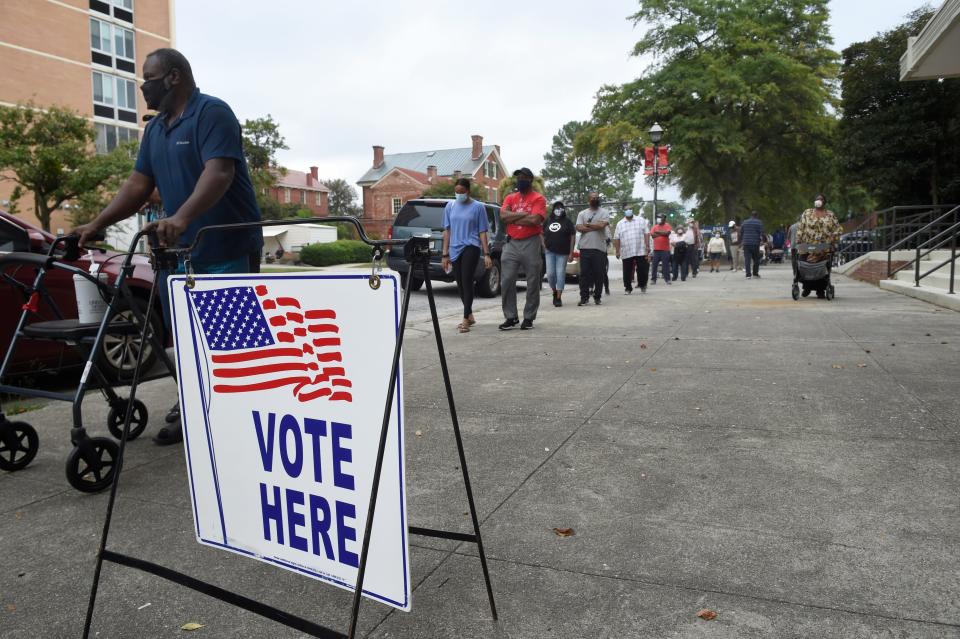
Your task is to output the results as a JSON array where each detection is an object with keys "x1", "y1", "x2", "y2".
[
  {"x1": 356, "y1": 134, "x2": 508, "y2": 237},
  {"x1": 268, "y1": 166, "x2": 330, "y2": 216},
  {"x1": 0, "y1": 0, "x2": 176, "y2": 232}
]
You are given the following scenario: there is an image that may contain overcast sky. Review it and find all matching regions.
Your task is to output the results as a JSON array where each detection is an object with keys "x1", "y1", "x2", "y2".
[{"x1": 176, "y1": 0, "x2": 925, "y2": 203}]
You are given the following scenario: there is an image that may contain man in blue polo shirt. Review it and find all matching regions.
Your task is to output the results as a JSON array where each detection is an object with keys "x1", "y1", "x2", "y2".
[{"x1": 77, "y1": 48, "x2": 263, "y2": 444}]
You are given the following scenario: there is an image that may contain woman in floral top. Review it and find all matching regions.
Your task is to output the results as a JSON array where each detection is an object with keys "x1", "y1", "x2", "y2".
[{"x1": 796, "y1": 193, "x2": 842, "y2": 261}]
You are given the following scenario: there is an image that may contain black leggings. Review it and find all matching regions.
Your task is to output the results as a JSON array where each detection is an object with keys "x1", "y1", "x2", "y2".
[{"x1": 452, "y1": 245, "x2": 480, "y2": 317}]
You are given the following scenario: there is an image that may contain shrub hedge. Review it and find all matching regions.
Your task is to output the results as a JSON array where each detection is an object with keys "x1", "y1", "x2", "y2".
[{"x1": 299, "y1": 240, "x2": 371, "y2": 266}]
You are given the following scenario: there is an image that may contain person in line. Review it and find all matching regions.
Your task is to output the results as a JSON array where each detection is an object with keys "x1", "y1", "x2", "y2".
[
  {"x1": 682, "y1": 223, "x2": 698, "y2": 280},
  {"x1": 575, "y1": 192, "x2": 610, "y2": 306},
  {"x1": 543, "y1": 201, "x2": 576, "y2": 307},
  {"x1": 613, "y1": 208, "x2": 650, "y2": 294},
  {"x1": 670, "y1": 224, "x2": 689, "y2": 282},
  {"x1": 602, "y1": 225, "x2": 612, "y2": 296},
  {"x1": 707, "y1": 229, "x2": 726, "y2": 272},
  {"x1": 441, "y1": 178, "x2": 492, "y2": 333},
  {"x1": 649, "y1": 215, "x2": 673, "y2": 285},
  {"x1": 498, "y1": 167, "x2": 546, "y2": 330},
  {"x1": 728, "y1": 218, "x2": 743, "y2": 271},
  {"x1": 76, "y1": 48, "x2": 263, "y2": 446},
  {"x1": 796, "y1": 194, "x2": 843, "y2": 298},
  {"x1": 741, "y1": 210, "x2": 765, "y2": 279},
  {"x1": 689, "y1": 219, "x2": 702, "y2": 278}
]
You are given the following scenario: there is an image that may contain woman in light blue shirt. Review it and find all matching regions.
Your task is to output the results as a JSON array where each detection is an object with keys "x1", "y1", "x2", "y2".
[{"x1": 441, "y1": 178, "x2": 492, "y2": 333}]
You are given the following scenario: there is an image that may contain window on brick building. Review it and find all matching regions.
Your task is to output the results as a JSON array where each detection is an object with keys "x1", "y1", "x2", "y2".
[
  {"x1": 284, "y1": 188, "x2": 291, "y2": 203},
  {"x1": 92, "y1": 71, "x2": 137, "y2": 123},
  {"x1": 90, "y1": 17, "x2": 135, "y2": 72},
  {"x1": 300, "y1": 190, "x2": 306, "y2": 205},
  {"x1": 94, "y1": 123, "x2": 137, "y2": 154},
  {"x1": 316, "y1": 192, "x2": 322, "y2": 206},
  {"x1": 492, "y1": 188, "x2": 498, "y2": 202},
  {"x1": 392, "y1": 198, "x2": 403, "y2": 215},
  {"x1": 486, "y1": 187, "x2": 491, "y2": 202}
]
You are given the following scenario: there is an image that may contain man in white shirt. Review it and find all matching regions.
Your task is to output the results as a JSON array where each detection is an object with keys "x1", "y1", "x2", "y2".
[
  {"x1": 613, "y1": 209, "x2": 650, "y2": 294},
  {"x1": 681, "y1": 224, "x2": 697, "y2": 281}
]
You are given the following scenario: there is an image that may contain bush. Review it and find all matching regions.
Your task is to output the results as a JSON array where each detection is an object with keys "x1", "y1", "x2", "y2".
[
  {"x1": 299, "y1": 240, "x2": 371, "y2": 266},
  {"x1": 320, "y1": 222, "x2": 358, "y2": 240}
]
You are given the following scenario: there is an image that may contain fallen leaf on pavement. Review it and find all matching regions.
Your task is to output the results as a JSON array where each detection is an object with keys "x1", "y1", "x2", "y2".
[
  {"x1": 650, "y1": 368, "x2": 657, "y2": 372},
  {"x1": 697, "y1": 609, "x2": 718, "y2": 621},
  {"x1": 640, "y1": 343, "x2": 648, "y2": 350},
  {"x1": 414, "y1": 430, "x2": 422, "y2": 437},
  {"x1": 552, "y1": 527, "x2": 575, "y2": 537},
  {"x1": 831, "y1": 364, "x2": 844, "y2": 369},
  {"x1": 181, "y1": 622, "x2": 205, "y2": 631},
  {"x1": 6, "y1": 604, "x2": 15, "y2": 613},
  {"x1": 857, "y1": 363, "x2": 867, "y2": 368}
]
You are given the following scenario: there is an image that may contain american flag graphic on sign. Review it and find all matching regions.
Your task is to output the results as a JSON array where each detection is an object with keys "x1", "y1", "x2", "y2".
[{"x1": 188, "y1": 284, "x2": 353, "y2": 402}]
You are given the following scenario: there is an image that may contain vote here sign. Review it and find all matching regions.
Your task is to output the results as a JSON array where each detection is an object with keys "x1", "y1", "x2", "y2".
[{"x1": 168, "y1": 273, "x2": 410, "y2": 611}]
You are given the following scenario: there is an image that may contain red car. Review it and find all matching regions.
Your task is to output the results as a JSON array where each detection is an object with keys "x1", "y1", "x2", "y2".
[{"x1": 0, "y1": 211, "x2": 163, "y2": 380}]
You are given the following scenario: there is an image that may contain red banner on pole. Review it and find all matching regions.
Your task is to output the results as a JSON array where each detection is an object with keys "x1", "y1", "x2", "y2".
[
  {"x1": 658, "y1": 147, "x2": 669, "y2": 175},
  {"x1": 644, "y1": 146, "x2": 655, "y2": 176}
]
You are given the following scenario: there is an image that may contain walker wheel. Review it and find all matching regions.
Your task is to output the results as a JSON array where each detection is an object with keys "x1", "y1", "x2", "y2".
[
  {"x1": 65, "y1": 437, "x2": 119, "y2": 493},
  {"x1": 0, "y1": 421, "x2": 39, "y2": 472},
  {"x1": 826, "y1": 285, "x2": 835, "y2": 301},
  {"x1": 107, "y1": 399, "x2": 148, "y2": 441},
  {"x1": 791, "y1": 284, "x2": 800, "y2": 301}
]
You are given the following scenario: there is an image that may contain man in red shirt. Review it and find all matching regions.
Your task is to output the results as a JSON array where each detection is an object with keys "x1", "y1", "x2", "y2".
[
  {"x1": 649, "y1": 215, "x2": 673, "y2": 285},
  {"x1": 499, "y1": 167, "x2": 547, "y2": 330}
]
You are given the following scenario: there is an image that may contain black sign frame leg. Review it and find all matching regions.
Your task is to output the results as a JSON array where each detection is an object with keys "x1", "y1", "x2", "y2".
[
  {"x1": 347, "y1": 236, "x2": 498, "y2": 638},
  {"x1": 79, "y1": 220, "x2": 496, "y2": 639}
]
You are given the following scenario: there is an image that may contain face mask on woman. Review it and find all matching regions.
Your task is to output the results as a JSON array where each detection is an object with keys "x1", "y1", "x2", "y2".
[
  {"x1": 554, "y1": 208, "x2": 565, "y2": 217},
  {"x1": 455, "y1": 193, "x2": 468, "y2": 203},
  {"x1": 814, "y1": 199, "x2": 824, "y2": 209}
]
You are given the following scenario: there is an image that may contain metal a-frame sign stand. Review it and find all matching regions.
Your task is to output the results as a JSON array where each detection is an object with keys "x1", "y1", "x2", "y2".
[{"x1": 82, "y1": 218, "x2": 497, "y2": 639}]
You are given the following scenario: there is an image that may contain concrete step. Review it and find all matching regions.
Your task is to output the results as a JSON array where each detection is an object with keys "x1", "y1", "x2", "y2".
[
  {"x1": 879, "y1": 278, "x2": 960, "y2": 311},
  {"x1": 894, "y1": 268, "x2": 959, "y2": 291}
]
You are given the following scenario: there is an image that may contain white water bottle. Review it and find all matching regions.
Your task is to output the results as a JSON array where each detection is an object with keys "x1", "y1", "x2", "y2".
[{"x1": 73, "y1": 253, "x2": 108, "y2": 323}]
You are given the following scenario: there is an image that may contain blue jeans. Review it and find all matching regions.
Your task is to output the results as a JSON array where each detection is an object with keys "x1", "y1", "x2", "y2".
[
  {"x1": 158, "y1": 256, "x2": 250, "y2": 331},
  {"x1": 545, "y1": 250, "x2": 567, "y2": 291},
  {"x1": 651, "y1": 250, "x2": 671, "y2": 282}
]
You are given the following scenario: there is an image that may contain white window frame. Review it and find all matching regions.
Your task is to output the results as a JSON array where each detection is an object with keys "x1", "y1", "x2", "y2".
[
  {"x1": 92, "y1": 71, "x2": 115, "y2": 107},
  {"x1": 90, "y1": 18, "x2": 135, "y2": 66},
  {"x1": 492, "y1": 188, "x2": 498, "y2": 202},
  {"x1": 392, "y1": 198, "x2": 403, "y2": 215},
  {"x1": 110, "y1": 0, "x2": 134, "y2": 10},
  {"x1": 92, "y1": 71, "x2": 136, "y2": 118},
  {"x1": 300, "y1": 190, "x2": 307, "y2": 205},
  {"x1": 315, "y1": 192, "x2": 322, "y2": 206},
  {"x1": 283, "y1": 188, "x2": 291, "y2": 203},
  {"x1": 94, "y1": 122, "x2": 137, "y2": 155},
  {"x1": 491, "y1": 162, "x2": 498, "y2": 180}
]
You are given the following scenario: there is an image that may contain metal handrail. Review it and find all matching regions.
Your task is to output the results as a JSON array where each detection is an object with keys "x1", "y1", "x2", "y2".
[
  {"x1": 914, "y1": 220, "x2": 959, "y2": 294},
  {"x1": 887, "y1": 205, "x2": 960, "y2": 252},
  {"x1": 887, "y1": 205, "x2": 960, "y2": 279},
  {"x1": 835, "y1": 205, "x2": 955, "y2": 264}
]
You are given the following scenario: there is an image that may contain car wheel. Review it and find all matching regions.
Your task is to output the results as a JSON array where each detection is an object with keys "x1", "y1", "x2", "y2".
[
  {"x1": 97, "y1": 296, "x2": 163, "y2": 383},
  {"x1": 476, "y1": 260, "x2": 501, "y2": 297},
  {"x1": 400, "y1": 271, "x2": 424, "y2": 291}
]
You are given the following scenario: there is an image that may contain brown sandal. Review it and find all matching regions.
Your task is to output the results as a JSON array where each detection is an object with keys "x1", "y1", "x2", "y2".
[
  {"x1": 466, "y1": 317, "x2": 476, "y2": 326},
  {"x1": 457, "y1": 321, "x2": 471, "y2": 333}
]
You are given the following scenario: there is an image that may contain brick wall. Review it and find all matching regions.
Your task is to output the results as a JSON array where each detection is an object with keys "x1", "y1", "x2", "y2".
[
  {"x1": 362, "y1": 171, "x2": 429, "y2": 238},
  {"x1": 268, "y1": 186, "x2": 329, "y2": 216}
]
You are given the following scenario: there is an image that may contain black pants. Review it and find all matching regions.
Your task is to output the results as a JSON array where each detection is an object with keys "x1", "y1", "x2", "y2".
[
  {"x1": 689, "y1": 248, "x2": 699, "y2": 275},
  {"x1": 744, "y1": 245, "x2": 761, "y2": 276},
  {"x1": 672, "y1": 248, "x2": 689, "y2": 281},
  {"x1": 622, "y1": 256, "x2": 649, "y2": 292},
  {"x1": 452, "y1": 245, "x2": 480, "y2": 317},
  {"x1": 579, "y1": 249, "x2": 606, "y2": 301}
]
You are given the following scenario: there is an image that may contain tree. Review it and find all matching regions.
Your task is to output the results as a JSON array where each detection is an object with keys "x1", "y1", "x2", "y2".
[
  {"x1": 241, "y1": 114, "x2": 288, "y2": 220},
  {"x1": 585, "y1": 0, "x2": 839, "y2": 227},
  {"x1": 541, "y1": 120, "x2": 635, "y2": 207},
  {"x1": 418, "y1": 179, "x2": 486, "y2": 201},
  {"x1": 323, "y1": 178, "x2": 363, "y2": 216},
  {"x1": 838, "y1": 8, "x2": 960, "y2": 208},
  {"x1": 498, "y1": 175, "x2": 546, "y2": 198},
  {"x1": 0, "y1": 103, "x2": 138, "y2": 231}
]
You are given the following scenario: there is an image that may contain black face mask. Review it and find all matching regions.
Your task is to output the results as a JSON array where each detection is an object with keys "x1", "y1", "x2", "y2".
[
  {"x1": 589, "y1": 199, "x2": 600, "y2": 209},
  {"x1": 516, "y1": 178, "x2": 532, "y2": 192},
  {"x1": 141, "y1": 72, "x2": 172, "y2": 111}
]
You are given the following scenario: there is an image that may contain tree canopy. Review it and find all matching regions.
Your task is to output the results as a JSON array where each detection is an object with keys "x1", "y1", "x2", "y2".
[
  {"x1": 0, "y1": 103, "x2": 136, "y2": 231},
  {"x1": 323, "y1": 178, "x2": 363, "y2": 216},
  {"x1": 585, "y1": 0, "x2": 839, "y2": 226},
  {"x1": 838, "y1": 8, "x2": 960, "y2": 208},
  {"x1": 419, "y1": 179, "x2": 486, "y2": 201},
  {"x1": 241, "y1": 114, "x2": 289, "y2": 220},
  {"x1": 541, "y1": 120, "x2": 635, "y2": 208}
]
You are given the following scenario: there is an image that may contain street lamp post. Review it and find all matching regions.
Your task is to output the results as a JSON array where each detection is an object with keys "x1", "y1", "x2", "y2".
[{"x1": 649, "y1": 123, "x2": 663, "y2": 224}]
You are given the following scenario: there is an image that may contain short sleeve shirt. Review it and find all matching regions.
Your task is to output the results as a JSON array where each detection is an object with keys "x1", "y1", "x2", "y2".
[
  {"x1": 135, "y1": 88, "x2": 263, "y2": 264},
  {"x1": 543, "y1": 214, "x2": 576, "y2": 254},
  {"x1": 501, "y1": 191, "x2": 546, "y2": 240},
  {"x1": 442, "y1": 199, "x2": 488, "y2": 261},
  {"x1": 576, "y1": 208, "x2": 610, "y2": 251},
  {"x1": 651, "y1": 223, "x2": 673, "y2": 252},
  {"x1": 613, "y1": 217, "x2": 648, "y2": 258}
]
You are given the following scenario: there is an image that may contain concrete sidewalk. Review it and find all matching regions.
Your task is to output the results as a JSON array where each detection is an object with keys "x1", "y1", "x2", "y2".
[{"x1": 2, "y1": 264, "x2": 959, "y2": 638}]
